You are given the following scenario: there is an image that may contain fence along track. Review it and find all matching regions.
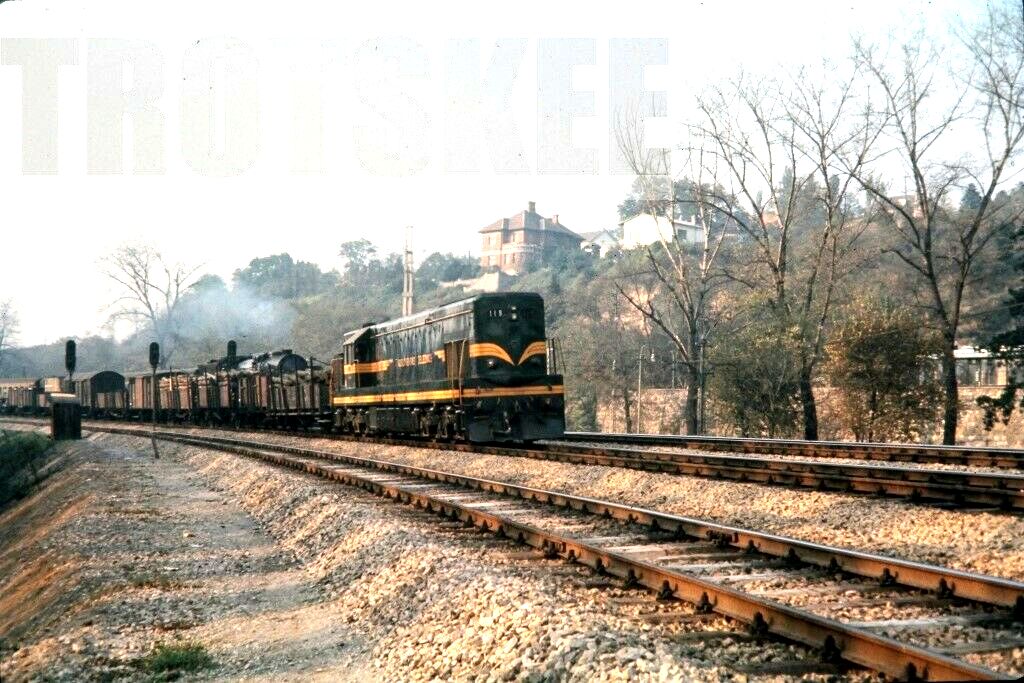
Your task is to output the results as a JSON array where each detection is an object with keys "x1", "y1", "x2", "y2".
[
  {"x1": 89, "y1": 424, "x2": 1021, "y2": 681},
  {"x1": 563, "y1": 432, "x2": 1024, "y2": 470}
]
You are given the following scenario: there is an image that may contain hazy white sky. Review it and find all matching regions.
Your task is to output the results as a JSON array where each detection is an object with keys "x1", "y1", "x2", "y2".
[{"x1": 0, "y1": 0, "x2": 982, "y2": 345}]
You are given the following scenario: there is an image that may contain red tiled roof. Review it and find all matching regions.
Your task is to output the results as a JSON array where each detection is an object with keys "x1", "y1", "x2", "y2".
[{"x1": 480, "y1": 207, "x2": 583, "y2": 241}]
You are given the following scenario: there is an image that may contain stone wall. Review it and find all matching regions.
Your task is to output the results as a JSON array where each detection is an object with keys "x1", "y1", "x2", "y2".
[{"x1": 593, "y1": 385, "x2": 1023, "y2": 447}]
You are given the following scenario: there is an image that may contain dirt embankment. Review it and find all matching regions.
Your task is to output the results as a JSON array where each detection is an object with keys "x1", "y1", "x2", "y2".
[{"x1": 0, "y1": 430, "x2": 852, "y2": 682}]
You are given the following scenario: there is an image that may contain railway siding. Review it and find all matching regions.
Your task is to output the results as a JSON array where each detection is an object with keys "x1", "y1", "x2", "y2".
[
  {"x1": 2, "y1": 428, "x2": 831, "y2": 682},
  {"x1": 87, "y1": 426, "x2": 1024, "y2": 679}
]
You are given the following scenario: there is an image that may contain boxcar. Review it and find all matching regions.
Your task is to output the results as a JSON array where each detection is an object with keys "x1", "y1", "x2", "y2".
[
  {"x1": 72, "y1": 371, "x2": 126, "y2": 417},
  {"x1": 330, "y1": 292, "x2": 564, "y2": 442}
]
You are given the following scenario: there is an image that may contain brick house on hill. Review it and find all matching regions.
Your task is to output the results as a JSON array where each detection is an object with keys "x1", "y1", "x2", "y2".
[{"x1": 479, "y1": 201, "x2": 584, "y2": 274}]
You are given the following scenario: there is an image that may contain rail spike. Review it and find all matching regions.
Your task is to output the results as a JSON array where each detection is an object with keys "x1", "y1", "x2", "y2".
[
  {"x1": 820, "y1": 635, "x2": 842, "y2": 664},
  {"x1": 749, "y1": 612, "x2": 769, "y2": 639}
]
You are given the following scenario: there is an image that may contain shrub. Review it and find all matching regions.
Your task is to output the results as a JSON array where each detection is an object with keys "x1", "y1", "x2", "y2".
[
  {"x1": 136, "y1": 642, "x2": 214, "y2": 679},
  {"x1": 0, "y1": 431, "x2": 53, "y2": 506}
]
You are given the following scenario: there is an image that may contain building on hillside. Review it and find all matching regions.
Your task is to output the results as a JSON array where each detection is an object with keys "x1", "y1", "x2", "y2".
[
  {"x1": 955, "y1": 346, "x2": 1024, "y2": 387},
  {"x1": 619, "y1": 213, "x2": 704, "y2": 250},
  {"x1": 440, "y1": 270, "x2": 515, "y2": 294},
  {"x1": 579, "y1": 227, "x2": 622, "y2": 257},
  {"x1": 479, "y1": 201, "x2": 584, "y2": 274}
]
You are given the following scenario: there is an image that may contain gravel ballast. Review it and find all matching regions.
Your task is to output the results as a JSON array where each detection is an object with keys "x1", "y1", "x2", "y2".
[
  {"x1": 1, "y1": 429, "x2": 874, "y2": 682},
  {"x1": 176, "y1": 428, "x2": 1024, "y2": 583}
]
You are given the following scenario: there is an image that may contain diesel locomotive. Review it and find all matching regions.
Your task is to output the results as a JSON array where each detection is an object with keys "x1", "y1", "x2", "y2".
[
  {"x1": 1, "y1": 292, "x2": 566, "y2": 443},
  {"x1": 332, "y1": 292, "x2": 564, "y2": 441}
]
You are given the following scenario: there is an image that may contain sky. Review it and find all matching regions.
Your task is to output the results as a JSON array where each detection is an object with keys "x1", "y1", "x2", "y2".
[{"x1": 0, "y1": 0, "x2": 985, "y2": 345}]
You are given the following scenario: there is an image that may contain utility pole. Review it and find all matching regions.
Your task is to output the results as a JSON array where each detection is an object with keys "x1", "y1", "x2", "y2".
[
  {"x1": 637, "y1": 344, "x2": 645, "y2": 434},
  {"x1": 402, "y1": 225, "x2": 414, "y2": 316}
]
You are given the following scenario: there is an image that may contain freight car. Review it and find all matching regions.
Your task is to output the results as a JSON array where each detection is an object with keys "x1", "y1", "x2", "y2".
[
  {"x1": 2, "y1": 377, "x2": 63, "y2": 416},
  {"x1": 330, "y1": 292, "x2": 564, "y2": 442},
  {"x1": 236, "y1": 350, "x2": 330, "y2": 429},
  {"x1": 3, "y1": 292, "x2": 566, "y2": 443},
  {"x1": 70, "y1": 371, "x2": 126, "y2": 418},
  {"x1": 126, "y1": 370, "x2": 196, "y2": 423},
  {"x1": 1, "y1": 378, "x2": 42, "y2": 415}
]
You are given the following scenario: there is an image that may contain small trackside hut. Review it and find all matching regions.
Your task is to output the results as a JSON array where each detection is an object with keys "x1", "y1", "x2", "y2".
[{"x1": 330, "y1": 292, "x2": 565, "y2": 442}]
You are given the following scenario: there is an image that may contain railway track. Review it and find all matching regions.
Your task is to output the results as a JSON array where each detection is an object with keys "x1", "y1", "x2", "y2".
[
  {"x1": 50, "y1": 422, "x2": 1024, "y2": 680},
  {"x1": 4, "y1": 416, "x2": 1024, "y2": 511},
  {"x1": 520, "y1": 441, "x2": 1024, "y2": 512},
  {"x1": 564, "y1": 432, "x2": 1024, "y2": 470}
]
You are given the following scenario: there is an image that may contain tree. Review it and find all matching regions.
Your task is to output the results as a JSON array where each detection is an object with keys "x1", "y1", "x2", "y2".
[
  {"x1": 977, "y1": 222, "x2": 1024, "y2": 429},
  {"x1": 691, "y1": 66, "x2": 872, "y2": 440},
  {"x1": 613, "y1": 106, "x2": 732, "y2": 434},
  {"x1": 416, "y1": 252, "x2": 479, "y2": 286},
  {"x1": 710, "y1": 310, "x2": 802, "y2": 437},
  {"x1": 339, "y1": 239, "x2": 378, "y2": 278},
  {"x1": 825, "y1": 297, "x2": 943, "y2": 442},
  {"x1": 103, "y1": 244, "x2": 201, "y2": 368},
  {"x1": 0, "y1": 300, "x2": 19, "y2": 375},
  {"x1": 559, "y1": 294, "x2": 648, "y2": 433},
  {"x1": 848, "y1": 6, "x2": 1024, "y2": 443},
  {"x1": 233, "y1": 254, "x2": 336, "y2": 300}
]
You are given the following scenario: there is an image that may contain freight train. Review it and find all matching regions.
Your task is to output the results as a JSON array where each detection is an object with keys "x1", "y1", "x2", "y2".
[{"x1": 0, "y1": 293, "x2": 566, "y2": 442}]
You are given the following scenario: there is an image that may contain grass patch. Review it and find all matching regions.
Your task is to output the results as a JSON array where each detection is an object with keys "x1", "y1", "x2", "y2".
[
  {"x1": 0, "y1": 430, "x2": 53, "y2": 506},
  {"x1": 135, "y1": 642, "x2": 214, "y2": 680}
]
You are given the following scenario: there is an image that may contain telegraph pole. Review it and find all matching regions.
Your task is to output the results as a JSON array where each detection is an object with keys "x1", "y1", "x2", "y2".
[{"x1": 402, "y1": 225, "x2": 414, "y2": 316}]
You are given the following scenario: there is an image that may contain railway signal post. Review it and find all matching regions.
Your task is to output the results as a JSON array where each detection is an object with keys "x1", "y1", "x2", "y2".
[
  {"x1": 149, "y1": 342, "x2": 160, "y2": 459},
  {"x1": 51, "y1": 340, "x2": 81, "y2": 441}
]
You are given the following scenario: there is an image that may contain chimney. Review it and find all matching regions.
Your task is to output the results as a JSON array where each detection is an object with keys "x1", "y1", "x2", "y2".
[
  {"x1": 553, "y1": 214, "x2": 559, "y2": 224},
  {"x1": 501, "y1": 217, "x2": 510, "y2": 231},
  {"x1": 528, "y1": 201, "x2": 536, "y2": 213}
]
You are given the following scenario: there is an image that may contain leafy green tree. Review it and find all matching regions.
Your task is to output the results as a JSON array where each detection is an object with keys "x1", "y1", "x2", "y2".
[
  {"x1": 338, "y1": 239, "x2": 378, "y2": 278},
  {"x1": 825, "y1": 298, "x2": 943, "y2": 442},
  {"x1": 416, "y1": 252, "x2": 479, "y2": 286},
  {"x1": 233, "y1": 254, "x2": 336, "y2": 300},
  {"x1": 709, "y1": 313, "x2": 802, "y2": 438}
]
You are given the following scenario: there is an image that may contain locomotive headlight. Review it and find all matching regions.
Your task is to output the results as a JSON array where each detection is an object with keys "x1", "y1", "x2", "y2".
[
  {"x1": 487, "y1": 359, "x2": 497, "y2": 368},
  {"x1": 510, "y1": 305, "x2": 518, "y2": 321}
]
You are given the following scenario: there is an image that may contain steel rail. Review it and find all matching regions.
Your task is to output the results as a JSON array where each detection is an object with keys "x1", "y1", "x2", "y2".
[
  {"x1": 4, "y1": 415, "x2": 1023, "y2": 510},
  {"x1": 563, "y1": 432, "x2": 1024, "y2": 470},
  {"x1": 495, "y1": 442, "x2": 1024, "y2": 511},
  {"x1": 91, "y1": 424, "x2": 1016, "y2": 680}
]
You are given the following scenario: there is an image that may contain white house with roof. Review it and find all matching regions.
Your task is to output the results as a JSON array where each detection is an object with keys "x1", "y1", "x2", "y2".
[
  {"x1": 619, "y1": 213, "x2": 704, "y2": 250},
  {"x1": 579, "y1": 227, "x2": 622, "y2": 257}
]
